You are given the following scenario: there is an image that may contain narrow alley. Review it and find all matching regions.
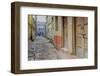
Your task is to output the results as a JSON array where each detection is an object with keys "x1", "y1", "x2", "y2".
[{"x1": 28, "y1": 15, "x2": 88, "y2": 60}]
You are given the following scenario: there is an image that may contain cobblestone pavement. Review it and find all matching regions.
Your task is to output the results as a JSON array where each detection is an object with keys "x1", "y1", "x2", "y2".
[{"x1": 28, "y1": 36, "x2": 77, "y2": 60}]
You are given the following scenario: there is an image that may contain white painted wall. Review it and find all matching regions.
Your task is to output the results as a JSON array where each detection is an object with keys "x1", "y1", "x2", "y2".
[{"x1": 0, "y1": 0, "x2": 100, "y2": 76}]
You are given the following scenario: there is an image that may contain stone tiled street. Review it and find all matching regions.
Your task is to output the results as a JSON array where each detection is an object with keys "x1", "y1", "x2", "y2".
[{"x1": 28, "y1": 36, "x2": 77, "y2": 60}]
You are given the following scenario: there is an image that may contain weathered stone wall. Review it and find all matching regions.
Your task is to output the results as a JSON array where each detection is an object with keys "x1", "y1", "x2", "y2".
[{"x1": 75, "y1": 17, "x2": 88, "y2": 58}]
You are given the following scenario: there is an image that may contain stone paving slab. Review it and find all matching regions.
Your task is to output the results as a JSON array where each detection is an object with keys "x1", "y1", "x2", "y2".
[{"x1": 28, "y1": 36, "x2": 77, "y2": 61}]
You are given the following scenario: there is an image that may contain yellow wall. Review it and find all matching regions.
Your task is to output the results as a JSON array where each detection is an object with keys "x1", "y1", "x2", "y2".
[{"x1": 28, "y1": 15, "x2": 36, "y2": 41}]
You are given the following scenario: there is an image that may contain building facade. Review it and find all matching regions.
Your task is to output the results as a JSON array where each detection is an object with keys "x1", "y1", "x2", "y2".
[
  {"x1": 46, "y1": 16, "x2": 64, "y2": 50},
  {"x1": 45, "y1": 16, "x2": 88, "y2": 58}
]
